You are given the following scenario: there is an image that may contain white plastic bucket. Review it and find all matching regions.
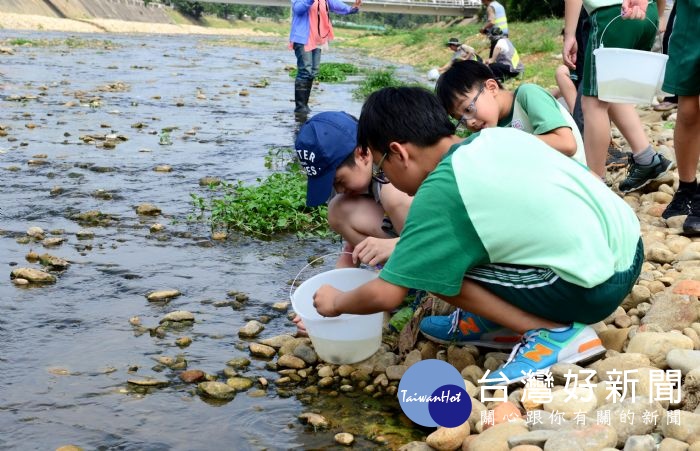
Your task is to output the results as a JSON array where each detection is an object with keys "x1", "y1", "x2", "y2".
[
  {"x1": 427, "y1": 68, "x2": 440, "y2": 81},
  {"x1": 593, "y1": 15, "x2": 667, "y2": 104},
  {"x1": 291, "y1": 267, "x2": 383, "y2": 364}
]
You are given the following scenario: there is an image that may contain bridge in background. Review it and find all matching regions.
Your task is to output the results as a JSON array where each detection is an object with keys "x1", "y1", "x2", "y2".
[{"x1": 195, "y1": 0, "x2": 482, "y2": 17}]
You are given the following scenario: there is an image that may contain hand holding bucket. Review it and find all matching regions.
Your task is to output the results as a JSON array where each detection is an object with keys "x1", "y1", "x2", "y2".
[
  {"x1": 290, "y1": 252, "x2": 384, "y2": 364},
  {"x1": 592, "y1": 14, "x2": 668, "y2": 104}
]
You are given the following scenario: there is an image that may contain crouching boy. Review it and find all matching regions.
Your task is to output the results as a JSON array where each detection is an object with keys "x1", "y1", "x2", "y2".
[{"x1": 311, "y1": 87, "x2": 643, "y2": 384}]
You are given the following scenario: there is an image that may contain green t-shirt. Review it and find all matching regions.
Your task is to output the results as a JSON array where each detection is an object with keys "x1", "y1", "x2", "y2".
[
  {"x1": 498, "y1": 84, "x2": 587, "y2": 166},
  {"x1": 380, "y1": 128, "x2": 639, "y2": 296}
]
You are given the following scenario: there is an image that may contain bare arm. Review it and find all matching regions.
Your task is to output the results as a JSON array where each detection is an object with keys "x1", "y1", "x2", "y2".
[
  {"x1": 313, "y1": 278, "x2": 408, "y2": 316},
  {"x1": 563, "y1": 0, "x2": 583, "y2": 69},
  {"x1": 480, "y1": 6, "x2": 496, "y2": 33},
  {"x1": 536, "y1": 127, "x2": 577, "y2": 157}
]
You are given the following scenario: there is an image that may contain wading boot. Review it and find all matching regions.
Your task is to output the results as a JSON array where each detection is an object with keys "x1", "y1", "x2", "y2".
[{"x1": 294, "y1": 78, "x2": 313, "y2": 115}]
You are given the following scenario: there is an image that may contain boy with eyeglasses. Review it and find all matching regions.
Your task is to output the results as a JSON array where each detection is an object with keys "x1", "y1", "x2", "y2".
[
  {"x1": 311, "y1": 87, "x2": 642, "y2": 384},
  {"x1": 436, "y1": 60, "x2": 586, "y2": 166}
]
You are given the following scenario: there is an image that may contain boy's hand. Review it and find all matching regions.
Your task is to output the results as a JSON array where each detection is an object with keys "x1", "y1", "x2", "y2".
[
  {"x1": 353, "y1": 237, "x2": 398, "y2": 267},
  {"x1": 621, "y1": 0, "x2": 647, "y2": 19},
  {"x1": 563, "y1": 35, "x2": 577, "y2": 70},
  {"x1": 313, "y1": 284, "x2": 341, "y2": 317}
]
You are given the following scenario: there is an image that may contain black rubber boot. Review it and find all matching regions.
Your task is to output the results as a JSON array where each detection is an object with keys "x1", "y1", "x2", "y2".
[{"x1": 294, "y1": 78, "x2": 313, "y2": 115}]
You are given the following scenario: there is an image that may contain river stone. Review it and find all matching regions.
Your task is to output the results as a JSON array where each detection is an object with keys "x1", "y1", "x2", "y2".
[
  {"x1": 179, "y1": 370, "x2": 205, "y2": 383},
  {"x1": 641, "y1": 294, "x2": 699, "y2": 331},
  {"x1": 26, "y1": 226, "x2": 44, "y2": 238},
  {"x1": 226, "y1": 357, "x2": 250, "y2": 369},
  {"x1": 293, "y1": 343, "x2": 318, "y2": 365},
  {"x1": 597, "y1": 397, "x2": 663, "y2": 447},
  {"x1": 198, "y1": 381, "x2": 235, "y2": 400},
  {"x1": 646, "y1": 246, "x2": 675, "y2": 264},
  {"x1": 127, "y1": 377, "x2": 169, "y2": 387},
  {"x1": 249, "y1": 343, "x2": 276, "y2": 358},
  {"x1": 160, "y1": 310, "x2": 194, "y2": 323},
  {"x1": 278, "y1": 354, "x2": 305, "y2": 369},
  {"x1": 425, "y1": 421, "x2": 470, "y2": 450},
  {"x1": 659, "y1": 437, "x2": 691, "y2": 451},
  {"x1": 386, "y1": 364, "x2": 408, "y2": 380},
  {"x1": 278, "y1": 337, "x2": 311, "y2": 356},
  {"x1": 298, "y1": 412, "x2": 329, "y2": 429},
  {"x1": 398, "y1": 442, "x2": 432, "y2": 451},
  {"x1": 623, "y1": 285, "x2": 652, "y2": 310},
  {"x1": 507, "y1": 430, "x2": 556, "y2": 448},
  {"x1": 146, "y1": 289, "x2": 181, "y2": 301},
  {"x1": 626, "y1": 332, "x2": 694, "y2": 368},
  {"x1": 318, "y1": 366, "x2": 334, "y2": 378},
  {"x1": 135, "y1": 203, "x2": 161, "y2": 215},
  {"x1": 42, "y1": 237, "x2": 64, "y2": 247},
  {"x1": 175, "y1": 336, "x2": 192, "y2": 347},
  {"x1": 56, "y1": 446, "x2": 83, "y2": 451},
  {"x1": 199, "y1": 176, "x2": 221, "y2": 186},
  {"x1": 10, "y1": 267, "x2": 56, "y2": 283},
  {"x1": 238, "y1": 320, "x2": 264, "y2": 338},
  {"x1": 544, "y1": 425, "x2": 617, "y2": 451},
  {"x1": 543, "y1": 388, "x2": 597, "y2": 419},
  {"x1": 272, "y1": 301, "x2": 289, "y2": 311},
  {"x1": 662, "y1": 411, "x2": 700, "y2": 444},
  {"x1": 335, "y1": 432, "x2": 354, "y2": 446},
  {"x1": 226, "y1": 377, "x2": 253, "y2": 391},
  {"x1": 623, "y1": 434, "x2": 656, "y2": 451},
  {"x1": 39, "y1": 253, "x2": 69, "y2": 269},
  {"x1": 447, "y1": 345, "x2": 475, "y2": 372},
  {"x1": 599, "y1": 327, "x2": 630, "y2": 352},
  {"x1": 470, "y1": 422, "x2": 529, "y2": 451},
  {"x1": 154, "y1": 164, "x2": 172, "y2": 172},
  {"x1": 12, "y1": 278, "x2": 29, "y2": 286},
  {"x1": 667, "y1": 349, "x2": 700, "y2": 375},
  {"x1": 259, "y1": 334, "x2": 295, "y2": 349},
  {"x1": 674, "y1": 280, "x2": 700, "y2": 297}
]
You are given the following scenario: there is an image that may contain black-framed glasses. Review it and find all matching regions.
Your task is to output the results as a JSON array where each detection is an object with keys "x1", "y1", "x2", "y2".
[
  {"x1": 457, "y1": 83, "x2": 485, "y2": 129},
  {"x1": 372, "y1": 151, "x2": 390, "y2": 184}
]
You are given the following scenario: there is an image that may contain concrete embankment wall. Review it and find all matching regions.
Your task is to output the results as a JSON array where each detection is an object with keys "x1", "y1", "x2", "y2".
[{"x1": 0, "y1": 0, "x2": 174, "y2": 24}]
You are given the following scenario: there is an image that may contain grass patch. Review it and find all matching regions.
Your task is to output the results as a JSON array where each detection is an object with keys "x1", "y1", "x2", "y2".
[
  {"x1": 190, "y1": 149, "x2": 331, "y2": 239},
  {"x1": 353, "y1": 67, "x2": 410, "y2": 100},
  {"x1": 289, "y1": 62, "x2": 359, "y2": 82}
]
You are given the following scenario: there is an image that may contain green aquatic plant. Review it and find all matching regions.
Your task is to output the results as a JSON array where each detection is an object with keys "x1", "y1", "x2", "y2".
[
  {"x1": 289, "y1": 62, "x2": 359, "y2": 83},
  {"x1": 353, "y1": 67, "x2": 408, "y2": 100},
  {"x1": 190, "y1": 152, "x2": 331, "y2": 239}
]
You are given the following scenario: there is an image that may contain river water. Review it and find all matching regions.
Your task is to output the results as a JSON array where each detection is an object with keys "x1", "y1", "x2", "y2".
[{"x1": 0, "y1": 31, "x2": 423, "y2": 450}]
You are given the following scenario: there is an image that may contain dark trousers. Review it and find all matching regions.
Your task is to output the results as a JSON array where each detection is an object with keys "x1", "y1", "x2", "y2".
[
  {"x1": 488, "y1": 63, "x2": 519, "y2": 82},
  {"x1": 661, "y1": 3, "x2": 678, "y2": 104}
]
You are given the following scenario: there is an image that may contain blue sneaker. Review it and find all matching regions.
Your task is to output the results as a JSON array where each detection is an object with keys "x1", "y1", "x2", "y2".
[
  {"x1": 419, "y1": 309, "x2": 521, "y2": 350},
  {"x1": 480, "y1": 323, "x2": 606, "y2": 385}
]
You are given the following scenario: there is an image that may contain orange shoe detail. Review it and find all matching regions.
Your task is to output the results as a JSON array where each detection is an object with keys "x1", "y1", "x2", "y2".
[
  {"x1": 522, "y1": 343, "x2": 553, "y2": 362},
  {"x1": 459, "y1": 317, "x2": 481, "y2": 335},
  {"x1": 578, "y1": 338, "x2": 602, "y2": 353}
]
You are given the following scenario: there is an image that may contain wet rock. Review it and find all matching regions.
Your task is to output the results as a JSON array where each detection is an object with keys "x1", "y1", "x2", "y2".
[
  {"x1": 199, "y1": 176, "x2": 221, "y2": 186},
  {"x1": 179, "y1": 370, "x2": 206, "y2": 383},
  {"x1": 278, "y1": 354, "x2": 306, "y2": 369},
  {"x1": 544, "y1": 425, "x2": 617, "y2": 451},
  {"x1": 398, "y1": 442, "x2": 432, "y2": 451},
  {"x1": 154, "y1": 165, "x2": 172, "y2": 172},
  {"x1": 127, "y1": 377, "x2": 169, "y2": 387},
  {"x1": 38, "y1": 254, "x2": 69, "y2": 270},
  {"x1": 175, "y1": 336, "x2": 192, "y2": 347},
  {"x1": 160, "y1": 311, "x2": 194, "y2": 323},
  {"x1": 198, "y1": 381, "x2": 235, "y2": 400},
  {"x1": 271, "y1": 301, "x2": 289, "y2": 311},
  {"x1": 386, "y1": 365, "x2": 408, "y2": 381},
  {"x1": 226, "y1": 357, "x2": 250, "y2": 369},
  {"x1": 56, "y1": 446, "x2": 83, "y2": 451},
  {"x1": 26, "y1": 226, "x2": 44, "y2": 239},
  {"x1": 135, "y1": 203, "x2": 161, "y2": 216},
  {"x1": 425, "y1": 421, "x2": 470, "y2": 450},
  {"x1": 626, "y1": 332, "x2": 694, "y2": 367},
  {"x1": 75, "y1": 230, "x2": 94, "y2": 240},
  {"x1": 298, "y1": 412, "x2": 328, "y2": 429},
  {"x1": 335, "y1": 432, "x2": 354, "y2": 446},
  {"x1": 149, "y1": 224, "x2": 164, "y2": 233},
  {"x1": 260, "y1": 334, "x2": 295, "y2": 350},
  {"x1": 25, "y1": 251, "x2": 39, "y2": 262},
  {"x1": 278, "y1": 337, "x2": 311, "y2": 356},
  {"x1": 292, "y1": 343, "x2": 318, "y2": 365},
  {"x1": 211, "y1": 231, "x2": 227, "y2": 240},
  {"x1": 318, "y1": 376, "x2": 334, "y2": 387},
  {"x1": 318, "y1": 366, "x2": 334, "y2": 378},
  {"x1": 659, "y1": 437, "x2": 691, "y2": 451},
  {"x1": 12, "y1": 278, "x2": 29, "y2": 286},
  {"x1": 10, "y1": 267, "x2": 56, "y2": 284},
  {"x1": 226, "y1": 377, "x2": 253, "y2": 391},
  {"x1": 507, "y1": 430, "x2": 555, "y2": 448},
  {"x1": 146, "y1": 289, "x2": 181, "y2": 302},
  {"x1": 597, "y1": 397, "x2": 663, "y2": 447},
  {"x1": 624, "y1": 434, "x2": 656, "y2": 451},
  {"x1": 249, "y1": 343, "x2": 276, "y2": 358},
  {"x1": 238, "y1": 320, "x2": 264, "y2": 338},
  {"x1": 42, "y1": 237, "x2": 64, "y2": 247}
]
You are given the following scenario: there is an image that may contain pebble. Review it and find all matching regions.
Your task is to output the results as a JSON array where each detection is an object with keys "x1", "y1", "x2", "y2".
[
  {"x1": 335, "y1": 432, "x2": 354, "y2": 446},
  {"x1": 238, "y1": 320, "x2": 264, "y2": 338},
  {"x1": 226, "y1": 377, "x2": 253, "y2": 391},
  {"x1": 425, "y1": 421, "x2": 470, "y2": 450},
  {"x1": 667, "y1": 349, "x2": 700, "y2": 375},
  {"x1": 160, "y1": 311, "x2": 194, "y2": 323},
  {"x1": 198, "y1": 381, "x2": 235, "y2": 400},
  {"x1": 544, "y1": 425, "x2": 617, "y2": 451},
  {"x1": 626, "y1": 332, "x2": 694, "y2": 368},
  {"x1": 277, "y1": 354, "x2": 305, "y2": 369},
  {"x1": 469, "y1": 422, "x2": 528, "y2": 451},
  {"x1": 385, "y1": 364, "x2": 408, "y2": 380},
  {"x1": 146, "y1": 289, "x2": 181, "y2": 301},
  {"x1": 249, "y1": 343, "x2": 276, "y2": 358},
  {"x1": 298, "y1": 412, "x2": 328, "y2": 429}
]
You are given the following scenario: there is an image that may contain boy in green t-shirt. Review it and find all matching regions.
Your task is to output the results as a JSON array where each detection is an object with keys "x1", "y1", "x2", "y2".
[
  {"x1": 436, "y1": 60, "x2": 587, "y2": 166},
  {"x1": 311, "y1": 87, "x2": 643, "y2": 384}
]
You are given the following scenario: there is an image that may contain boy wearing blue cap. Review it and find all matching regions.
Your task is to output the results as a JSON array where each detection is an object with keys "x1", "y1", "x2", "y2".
[{"x1": 295, "y1": 111, "x2": 412, "y2": 269}]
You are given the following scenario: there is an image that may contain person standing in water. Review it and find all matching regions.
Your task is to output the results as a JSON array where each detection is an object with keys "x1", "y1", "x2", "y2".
[{"x1": 289, "y1": 0, "x2": 361, "y2": 116}]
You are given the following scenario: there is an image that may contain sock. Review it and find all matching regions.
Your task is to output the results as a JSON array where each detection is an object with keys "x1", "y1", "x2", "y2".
[
  {"x1": 632, "y1": 146, "x2": 655, "y2": 166},
  {"x1": 678, "y1": 179, "x2": 698, "y2": 193}
]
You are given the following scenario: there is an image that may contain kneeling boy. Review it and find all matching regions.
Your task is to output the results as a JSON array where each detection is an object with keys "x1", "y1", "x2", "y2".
[{"x1": 311, "y1": 87, "x2": 642, "y2": 384}]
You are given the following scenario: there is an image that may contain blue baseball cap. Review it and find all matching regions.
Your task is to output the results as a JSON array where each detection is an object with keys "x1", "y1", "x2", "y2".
[{"x1": 295, "y1": 111, "x2": 358, "y2": 207}]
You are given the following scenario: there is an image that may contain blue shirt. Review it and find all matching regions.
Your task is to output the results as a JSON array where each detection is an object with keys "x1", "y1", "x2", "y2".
[{"x1": 289, "y1": 0, "x2": 358, "y2": 45}]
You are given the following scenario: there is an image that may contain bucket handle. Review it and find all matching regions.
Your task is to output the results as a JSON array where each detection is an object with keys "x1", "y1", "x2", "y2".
[
  {"x1": 289, "y1": 251, "x2": 354, "y2": 304},
  {"x1": 598, "y1": 13, "x2": 658, "y2": 49}
]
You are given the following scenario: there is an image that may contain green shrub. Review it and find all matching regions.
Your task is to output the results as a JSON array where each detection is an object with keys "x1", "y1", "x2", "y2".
[
  {"x1": 289, "y1": 62, "x2": 359, "y2": 82},
  {"x1": 353, "y1": 67, "x2": 407, "y2": 100}
]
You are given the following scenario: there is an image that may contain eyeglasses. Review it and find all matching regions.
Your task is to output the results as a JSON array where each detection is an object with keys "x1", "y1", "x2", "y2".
[
  {"x1": 372, "y1": 151, "x2": 390, "y2": 184},
  {"x1": 457, "y1": 83, "x2": 485, "y2": 129}
]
